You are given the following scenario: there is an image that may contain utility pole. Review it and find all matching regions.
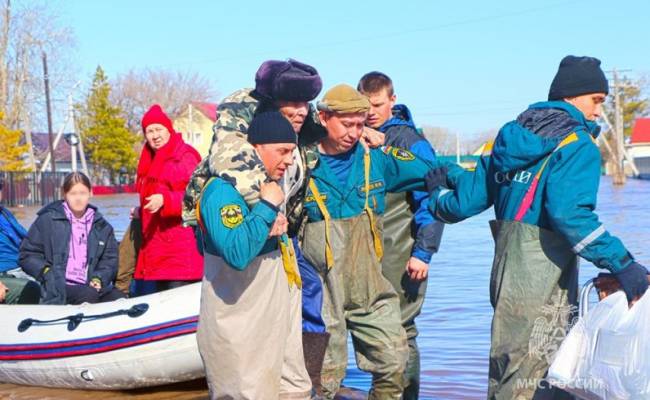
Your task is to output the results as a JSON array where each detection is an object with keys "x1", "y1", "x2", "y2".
[
  {"x1": 610, "y1": 69, "x2": 627, "y2": 185},
  {"x1": 42, "y1": 51, "x2": 56, "y2": 175}
]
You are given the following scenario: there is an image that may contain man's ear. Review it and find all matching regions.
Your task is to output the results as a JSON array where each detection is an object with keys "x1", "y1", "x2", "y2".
[{"x1": 318, "y1": 111, "x2": 328, "y2": 126}]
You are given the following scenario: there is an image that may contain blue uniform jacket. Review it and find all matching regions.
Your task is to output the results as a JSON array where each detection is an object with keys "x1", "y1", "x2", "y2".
[
  {"x1": 304, "y1": 142, "x2": 455, "y2": 222},
  {"x1": 434, "y1": 101, "x2": 634, "y2": 273},
  {"x1": 380, "y1": 104, "x2": 441, "y2": 263},
  {"x1": 200, "y1": 178, "x2": 279, "y2": 271}
]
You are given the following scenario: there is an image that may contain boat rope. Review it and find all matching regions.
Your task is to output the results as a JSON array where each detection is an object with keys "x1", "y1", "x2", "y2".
[{"x1": 17, "y1": 303, "x2": 149, "y2": 333}]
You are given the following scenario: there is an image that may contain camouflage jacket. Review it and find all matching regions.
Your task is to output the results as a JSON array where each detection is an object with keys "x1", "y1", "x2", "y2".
[{"x1": 182, "y1": 88, "x2": 325, "y2": 239}]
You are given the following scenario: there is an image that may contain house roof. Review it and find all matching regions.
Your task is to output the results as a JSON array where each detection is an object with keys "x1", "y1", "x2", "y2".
[
  {"x1": 29, "y1": 132, "x2": 73, "y2": 163},
  {"x1": 191, "y1": 102, "x2": 218, "y2": 122},
  {"x1": 631, "y1": 118, "x2": 650, "y2": 144}
]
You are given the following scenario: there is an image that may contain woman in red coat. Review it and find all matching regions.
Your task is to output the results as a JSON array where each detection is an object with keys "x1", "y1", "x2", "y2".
[{"x1": 134, "y1": 104, "x2": 203, "y2": 292}]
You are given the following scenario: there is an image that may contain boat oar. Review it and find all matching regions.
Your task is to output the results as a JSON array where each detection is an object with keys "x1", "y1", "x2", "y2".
[{"x1": 17, "y1": 303, "x2": 149, "y2": 332}]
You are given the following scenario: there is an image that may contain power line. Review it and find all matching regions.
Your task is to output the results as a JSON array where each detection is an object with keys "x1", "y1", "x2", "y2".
[{"x1": 151, "y1": 0, "x2": 584, "y2": 69}]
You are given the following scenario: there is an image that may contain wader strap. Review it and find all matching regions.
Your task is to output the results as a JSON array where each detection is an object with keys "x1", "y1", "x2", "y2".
[
  {"x1": 363, "y1": 152, "x2": 384, "y2": 261},
  {"x1": 514, "y1": 132, "x2": 579, "y2": 222},
  {"x1": 278, "y1": 234, "x2": 302, "y2": 288},
  {"x1": 308, "y1": 179, "x2": 334, "y2": 269}
]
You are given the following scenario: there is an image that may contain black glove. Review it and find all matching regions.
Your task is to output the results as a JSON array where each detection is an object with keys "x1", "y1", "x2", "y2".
[
  {"x1": 424, "y1": 167, "x2": 448, "y2": 194},
  {"x1": 614, "y1": 262, "x2": 649, "y2": 303}
]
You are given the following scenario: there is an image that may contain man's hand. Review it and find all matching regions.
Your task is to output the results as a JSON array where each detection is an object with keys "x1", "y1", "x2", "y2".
[
  {"x1": 268, "y1": 213, "x2": 288, "y2": 238},
  {"x1": 0, "y1": 281, "x2": 8, "y2": 303},
  {"x1": 130, "y1": 206, "x2": 140, "y2": 220},
  {"x1": 406, "y1": 257, "x2": 429, "y2": 282},
  {"x1": 425, "y1": 167, "x2": 448, "y2": 194},
  {"x1": 143, "y1": 194, "x2": 164, "y2": 214},
  {"x1": 260, "y1": 181, "x2": 285, "y2": 207},
  {"x1": 361, "y1": 127, "x2": 385, "y2": 148}
]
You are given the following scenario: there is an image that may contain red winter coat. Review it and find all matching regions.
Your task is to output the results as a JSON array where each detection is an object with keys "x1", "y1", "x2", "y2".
[{"x1": 134, "y1": 132, "x2": 203, "y2": 280}]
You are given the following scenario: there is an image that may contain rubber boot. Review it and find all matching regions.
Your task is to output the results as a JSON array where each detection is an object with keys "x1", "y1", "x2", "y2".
[{"x1": 302, "y1": 331, "x2": 330, "y2": 398}]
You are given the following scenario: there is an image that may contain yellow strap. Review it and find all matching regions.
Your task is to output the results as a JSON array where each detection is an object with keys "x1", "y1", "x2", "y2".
[
  {"x1": 308, "y1": 179, "x2": 334, "y2": 269},
  {"x1": 363, "y1": 152, "x2": 383, "y2": 261},
  {"x1": 279, "y1": 235, "x2": 302, "y2": 288}
]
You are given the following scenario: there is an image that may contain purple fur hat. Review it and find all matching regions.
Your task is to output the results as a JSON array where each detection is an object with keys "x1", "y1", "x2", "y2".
[{"x1": 252, "y1": 59, "x2": 322, "y2": 102}]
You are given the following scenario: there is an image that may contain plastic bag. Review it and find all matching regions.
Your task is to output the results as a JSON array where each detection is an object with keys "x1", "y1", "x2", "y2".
[{"x1": 548, "y1": 291, "x2": 650, "y2": 399}]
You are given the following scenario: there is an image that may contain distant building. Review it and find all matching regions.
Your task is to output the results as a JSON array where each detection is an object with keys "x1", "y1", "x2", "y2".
[
  {"x1": 173, "y1": 102, "x2": 218, "y2": 157},
  {"x1": 627, "y1": 118, "x2": 650, "y2": 179},
  {"x1": 29, "y1": 132, "x2": 93, "y2": 173}
]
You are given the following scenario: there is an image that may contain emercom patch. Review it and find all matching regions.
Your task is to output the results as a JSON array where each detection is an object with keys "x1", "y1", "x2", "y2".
[
  {"x1": 220, "y1": 204, "x2": 243, "y2": 228},
  {"x1": 391, "y1": 147, "x2": 415, "y2": 161}
]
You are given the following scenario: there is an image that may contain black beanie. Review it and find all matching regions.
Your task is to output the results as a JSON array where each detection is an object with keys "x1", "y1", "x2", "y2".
[
  {"x1": 548, "y1": 55, "x2": 609, "y2": 101},
  {"x1": 247, "y1": 111, "x2": 297, "y2": 145}
]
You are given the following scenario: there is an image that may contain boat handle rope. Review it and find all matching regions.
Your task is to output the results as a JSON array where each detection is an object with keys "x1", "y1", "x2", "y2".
[{"x1": 17, "y1": 303, "x2": 149, "y2": 333}]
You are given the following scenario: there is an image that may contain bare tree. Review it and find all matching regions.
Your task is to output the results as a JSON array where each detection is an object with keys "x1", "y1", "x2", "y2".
[
  {"x1": 0, "y1": 0, "x2": 76, "y2": 131},
  {"x1": 111, "y1": 68, "x2": 217, "y2": 133},
  {"x1": 464, "y1": 129, "x2": 498, "y2": 155},
  {"x1": 421, "y1": 125, "x2": 459, "y2": 155}
]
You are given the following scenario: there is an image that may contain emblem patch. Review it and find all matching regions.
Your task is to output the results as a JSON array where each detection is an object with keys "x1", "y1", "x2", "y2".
[
  {"x1": 391, "y1": 147, "x2": 415, "y2": 161},
  {"x1": 220, "y1": 204, "x2": 243, "y2": 228}
]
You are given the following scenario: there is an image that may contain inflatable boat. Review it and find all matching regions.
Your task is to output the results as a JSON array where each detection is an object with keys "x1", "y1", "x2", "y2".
[{"x1": 0, "y1": 283, "x2": 203, "y2": 389}]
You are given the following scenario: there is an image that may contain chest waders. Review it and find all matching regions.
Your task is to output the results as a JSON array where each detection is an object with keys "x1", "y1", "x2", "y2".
[
  {"x1": 196, "y1": 195, "x2": 309, "y2": 399},
  {"x1": 488, "y1": 134, "x2": 579, "y2": 400},
  {"x1": 383, "y1": 190, "x2": 433, "y2": 399},
  {"x1": 302, "y1": 152, "x2": 408, "y2": 400}
]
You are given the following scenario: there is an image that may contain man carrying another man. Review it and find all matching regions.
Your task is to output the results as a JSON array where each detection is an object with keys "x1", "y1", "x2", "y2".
[{"x1": 196, "y1": 111, "x2": 312, "y2": 399}]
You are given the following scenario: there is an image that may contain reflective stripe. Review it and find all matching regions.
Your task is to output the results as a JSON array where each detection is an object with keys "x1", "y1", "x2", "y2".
[{"x1": 573, "y1": 224, "x2": 606, "y2": 253}]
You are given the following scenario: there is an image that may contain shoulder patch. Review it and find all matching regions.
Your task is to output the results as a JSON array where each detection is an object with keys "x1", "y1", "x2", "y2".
[
  {"x1": 391, "y1": 147, "x2": 415, "y2": 161},
  {"x1": 220, "y1": 204, "x2": 243, "y2": 228}
]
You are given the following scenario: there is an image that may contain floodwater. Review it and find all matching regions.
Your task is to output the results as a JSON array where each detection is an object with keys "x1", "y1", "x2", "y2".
[{"x1": 2, "y1": 177, "x2": 649, "y2": 399}]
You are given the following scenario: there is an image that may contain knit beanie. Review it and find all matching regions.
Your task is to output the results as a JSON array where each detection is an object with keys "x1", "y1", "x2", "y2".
[
  {"x1": 247, "y1": 111, "x2": 297, "y2": 145},
  {"x1": 548, "y1": 55, "x2": 609, "y2": 101},
  {"x1": 141, "y1": 104, "x2": 175, "y2": 133}
]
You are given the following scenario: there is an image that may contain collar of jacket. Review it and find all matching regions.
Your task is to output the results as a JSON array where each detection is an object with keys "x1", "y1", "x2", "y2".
[
  {"x1": 39, "y1": 200, "x2": 102, "y2": 222},
  {"x1": 379, "y1": 104, "x2": 417, "y2": 133},
  {"x1": 528, "y1": 100, "x2": 601, "y2": 138}
]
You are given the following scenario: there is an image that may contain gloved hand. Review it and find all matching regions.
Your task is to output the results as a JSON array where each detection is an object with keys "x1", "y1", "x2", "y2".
[
  {"x1": 425, "y1": 166, "x2": 448, "y2": 194},
  {"x1": 614, "y1": 262, "x2": 649, "y2": 303}
]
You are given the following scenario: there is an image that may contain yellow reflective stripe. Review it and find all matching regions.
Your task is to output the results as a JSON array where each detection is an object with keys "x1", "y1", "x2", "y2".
[
  {"x1": 363, "y1": 152, "x2": 383, "y2": 261},
  {"x1": 308, "y1": 179, "x2": 334, "y2": 269},
  {"x1": 279, "y1": 235, "x2": 302, "y2": 288}
]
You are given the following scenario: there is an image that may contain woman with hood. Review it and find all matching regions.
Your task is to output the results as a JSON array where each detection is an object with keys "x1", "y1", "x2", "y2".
[{"x1": 133, "y1": 104, "x2": 202, "y2": 293}]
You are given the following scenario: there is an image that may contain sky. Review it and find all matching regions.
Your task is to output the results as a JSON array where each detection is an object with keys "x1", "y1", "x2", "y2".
[{"x1": 53, "y1": 0, "x2": 650, "y2": 138}]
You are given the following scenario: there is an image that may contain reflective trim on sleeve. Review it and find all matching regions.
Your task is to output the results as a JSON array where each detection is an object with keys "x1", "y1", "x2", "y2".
[{"x1": 572, "y1": 224, "x2": 606, "y2": 253}]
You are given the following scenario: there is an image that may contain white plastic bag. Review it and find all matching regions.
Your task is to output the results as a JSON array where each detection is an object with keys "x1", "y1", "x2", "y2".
[{"x1": 547, "y1": 290, "x2": 650, "y2": 400}]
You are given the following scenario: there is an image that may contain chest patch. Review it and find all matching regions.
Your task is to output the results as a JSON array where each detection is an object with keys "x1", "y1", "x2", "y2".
[
  {"x1": 220, "y1": 205, "x2": 244, "y2": 228},
  {"x1": 357, "y1": 180, "x2": 385, "y2": 195},
  {"x1": 305, "y1": 193, "x2": 327, "y2": 203}
]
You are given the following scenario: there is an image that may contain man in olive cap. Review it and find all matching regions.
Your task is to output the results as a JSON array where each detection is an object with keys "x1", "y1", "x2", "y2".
[
  {"x1": 300, "y1": 84, "x2": 462, "y2": 399},
  {"x1": 430, "y1": 55, "x2": 649, "y2": 399}
]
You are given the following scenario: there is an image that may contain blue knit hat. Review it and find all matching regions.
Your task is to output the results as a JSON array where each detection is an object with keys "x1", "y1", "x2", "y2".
[
  {"x1": 548, "y1": 55, "x2": 609, "y2": 101},
  {"x1": 247, "y1": 111, "x2": 297, "y2": 145}
]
